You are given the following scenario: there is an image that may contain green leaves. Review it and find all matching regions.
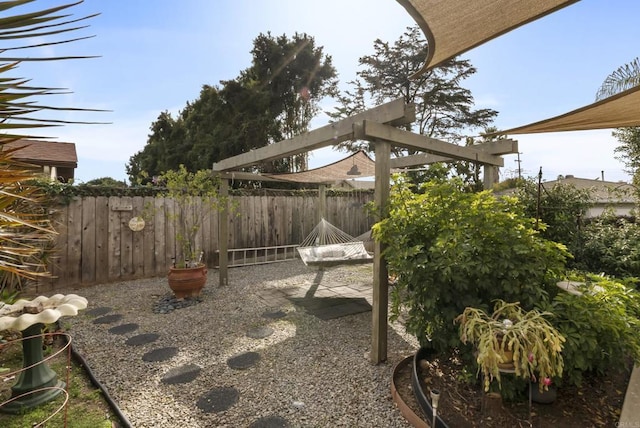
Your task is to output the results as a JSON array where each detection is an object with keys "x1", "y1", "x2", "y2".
[
  {"x1": 375, "y1": 177, "x2": 570, "y2": 351},
  {"x1": 156, "y1": 165, "x2": 224, "y2": 266},
  {"x1": 578, "y1": 213, "x2": 640, "y2": 278},
  {"x1": 0, "y1": 1, "x2": 99, "y2": 133},
  {"x1": 548, "y1": 273, "x2": 640, "y2": 387}
]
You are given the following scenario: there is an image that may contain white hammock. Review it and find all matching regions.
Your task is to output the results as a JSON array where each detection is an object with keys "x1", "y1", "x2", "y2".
[{"x1": 297, "y1": 218, "x2": 373, "y2": 266}]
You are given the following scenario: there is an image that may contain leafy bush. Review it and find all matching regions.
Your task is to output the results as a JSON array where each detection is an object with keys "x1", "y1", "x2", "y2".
[
  {"x1": 512, "y1": 178, "x2": 592, "y2": 254},
  {"x1": 373, "y1": 177, "x2": 570, "y2": 352},
  {"x1": 512, "y1": 179, "x2": 640, "y2": 277},
  {"x1": 576, "y1": 213, "x2": 640, "y2": 278},
  {"x1": 540, "y1": 273, "x2": 640, "y2": 387}
]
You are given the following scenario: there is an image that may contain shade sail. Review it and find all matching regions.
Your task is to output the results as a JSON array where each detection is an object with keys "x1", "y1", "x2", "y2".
[
  {"x1": 396, "y1": 0, "x2": 578, "y2": 77},
  {"x1": 496, "y1": 85, "x2": 640, "y2": 135},
  {"x1": 264, "y1": 150, "x2": 377, "y2": 183}
]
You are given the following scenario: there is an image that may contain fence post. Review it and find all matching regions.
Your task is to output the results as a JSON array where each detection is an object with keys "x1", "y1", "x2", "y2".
[{"x1": 219, "y1": 178, "x2": 229, "y2": 286}]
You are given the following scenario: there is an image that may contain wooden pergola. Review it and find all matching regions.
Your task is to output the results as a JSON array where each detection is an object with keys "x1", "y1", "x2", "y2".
[
  {"x1": 212, "y1": 98, "x2": 518, "y2": 363},
  {"x1": 211, "y1": 0, "x2": 640, "y2": 365}
]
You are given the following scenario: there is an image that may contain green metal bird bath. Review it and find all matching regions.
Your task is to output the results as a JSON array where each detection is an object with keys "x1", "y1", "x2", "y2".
[{"x1": 0, "y1": 294, "x2": 87, "y2": 414}]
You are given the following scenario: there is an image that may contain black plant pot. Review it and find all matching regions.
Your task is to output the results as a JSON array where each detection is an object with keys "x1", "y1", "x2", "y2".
[
  {"x1": 530, "y1": 382, "x2": 557, "y2": 404},
  {"x1": 412, "y1": 347, "x2": 450, "y2": 428}
]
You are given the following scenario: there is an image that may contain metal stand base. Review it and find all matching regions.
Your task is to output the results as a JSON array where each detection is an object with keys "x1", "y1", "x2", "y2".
[
  {"x1": 0, "y1": 380, "x2": 66, "y2": 414},
  {"x1": 0, "y1": 323, "x2": 65, "y2": 414}
]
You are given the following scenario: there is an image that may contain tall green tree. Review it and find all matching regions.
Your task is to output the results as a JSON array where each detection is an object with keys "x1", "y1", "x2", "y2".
[
  {"x1": 613, "y1": 127, "x2": 640, "y2": 191},
  {"x1": 127, "y1": 111, "x2": 184, "y2": 182},
  {"x1": 331, "y1": 26, "x2": 497, "y2": 164},
  {"x1": 127, "y1": 32, "x2": 337, "y2": 182},
  {"x1": 246, "y1": 32, "x2": 338, "y2": 172}
]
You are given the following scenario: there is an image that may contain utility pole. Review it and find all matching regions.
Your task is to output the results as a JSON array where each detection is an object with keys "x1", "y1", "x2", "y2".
[{"x1": 515, "y1": 152, "x2": 523, "y2": 179}]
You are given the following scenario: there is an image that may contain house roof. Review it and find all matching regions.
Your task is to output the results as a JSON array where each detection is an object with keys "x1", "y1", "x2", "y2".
[
  {"x1": 2, "y1": 139, "x2": 78, "y2": 168},
  {"x1": 544, "y1": 176, "x2": 636, "y2": 204},
  {"x1": 342, "y1": 179, "x2": 375, "y2": 190}
]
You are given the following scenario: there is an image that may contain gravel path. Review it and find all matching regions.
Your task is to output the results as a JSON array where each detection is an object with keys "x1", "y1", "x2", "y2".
[{"x1": 60, "y1": 261, "x2": 418, "y2": 427}]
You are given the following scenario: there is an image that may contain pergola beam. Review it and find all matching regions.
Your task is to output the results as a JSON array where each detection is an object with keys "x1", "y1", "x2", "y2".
[
  {"x1": 390, "y1": 153, "x2": 451, "y2": 168},
  {"x1": 477, "y1": 139, "x2": 518, "y2": 155},
  {"x1": 389, "y1": 139, "x2": 518, "y2": 169},
  {"x1": 216, "y1": 171, "x2": 287, "y2": 183},
  {"x1": 212, "y1": 98, "x2": 415, "y2": 172},
  {"x1": 361, "y1": 121, "x2": 507, "y2": 166}
]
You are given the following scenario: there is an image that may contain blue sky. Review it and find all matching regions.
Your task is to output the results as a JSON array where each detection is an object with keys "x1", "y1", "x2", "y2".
[{"x1": 17, "y1": 0, "x2": 640, "y2": 184}]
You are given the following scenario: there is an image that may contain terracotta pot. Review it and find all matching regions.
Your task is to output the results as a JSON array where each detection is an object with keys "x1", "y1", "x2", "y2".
[{"x1": 167, "y1": 264, "x2": 207, "y2": 299}]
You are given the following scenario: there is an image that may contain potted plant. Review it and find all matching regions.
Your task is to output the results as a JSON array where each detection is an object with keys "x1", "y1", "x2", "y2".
[
  {"x1": 455, "y1": 300, "x2": 565, "y2": 393},
  {"x1": 157, "y1": 165, "x2": 223, "y2": 299}
]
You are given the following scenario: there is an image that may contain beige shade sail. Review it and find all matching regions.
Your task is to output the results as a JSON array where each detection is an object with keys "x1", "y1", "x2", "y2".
[
  {"x1": 495, "y1": 85, "x2": 640, "y2": 135},
  {"x1": 396, "y1": 0, "x2": 579, "y2": 77},
  {"x1": 263, "y1": 150, "x2": 377, "y2": 183}
]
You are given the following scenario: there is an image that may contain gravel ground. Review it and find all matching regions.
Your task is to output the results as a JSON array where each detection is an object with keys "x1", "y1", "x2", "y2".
[{"x1": 59, "y1": 260, "x2": 419, "y2": 428}]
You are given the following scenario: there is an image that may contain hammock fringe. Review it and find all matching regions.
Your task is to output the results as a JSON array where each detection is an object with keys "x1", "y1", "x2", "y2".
[{"x1": 297, "y1": 218, "x2": 373, "y2": 267}]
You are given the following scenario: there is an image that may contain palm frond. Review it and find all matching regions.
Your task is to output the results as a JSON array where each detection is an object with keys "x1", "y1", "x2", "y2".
[
  {"x1": 0, "y1": 1, "x2": 97, "y2": 291},
  {"x1": 596, "y1": 57, "x2": 640, "y2": 101}
]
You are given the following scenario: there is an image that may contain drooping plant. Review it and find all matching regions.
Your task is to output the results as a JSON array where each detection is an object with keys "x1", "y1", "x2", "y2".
[
  {"x1": 455, "y1": 300, "x2": 565, "y2": 392},
  {"x1": 0, "y1": 152, "x2": 57, "y2": 292}
]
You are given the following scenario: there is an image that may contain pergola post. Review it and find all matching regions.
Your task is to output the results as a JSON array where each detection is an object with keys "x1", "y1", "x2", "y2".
[
  {"x1": 218, "y1": 177, "x2": 229, "y2": 286},
  {"x1": 483, "y1": 164, "x2": 499, "y2": 190},
  {"x1": 371, "y1": 140, "x2": 390, "y2": 364}
]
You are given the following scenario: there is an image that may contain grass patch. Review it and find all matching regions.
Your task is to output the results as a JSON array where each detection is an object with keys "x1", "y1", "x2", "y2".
[{"x1": 0, "y1": 332, "x2": 117, "y2": 427}]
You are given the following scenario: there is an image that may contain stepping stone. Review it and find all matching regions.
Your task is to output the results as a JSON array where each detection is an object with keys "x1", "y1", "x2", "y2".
[
  {"x1": 262, "y1": 310, "x2": 286, "y2": 319},
  {"x1": 125, "y1": 333, "x2": 160, "y2": 346},
  {"x1": 227, "y1": 351, "x2": 260, "y2": 370},
  {"x1": 161, "y1": 364, "x2": 201, "y2": 385},
  {"x1": 247, "y1": 326, "x2": 275, "y2": 339},
  {"x1": 108, "y1": 323, "x2": 139, "y2": 335},
  {"x1": 249, "y1": 416, "x2": 290, "y2": 428},
  {"x1": 85, "y1": 307, "x2": 112, "y2": 317},
  {"x1": 92, "y1": 314, "x2": 123, "y2": 325},
  {"x1": 196, "y1": 387, "x2": 239, "y2": 413},
  {"x1": 142, "y1": 347, "x2": 178, "y2": 362}
]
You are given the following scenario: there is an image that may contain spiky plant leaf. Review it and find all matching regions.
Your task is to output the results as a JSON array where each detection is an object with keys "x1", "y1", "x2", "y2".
[
  {"x1": 0, "y1": 1, "x2": 97, "y2": 292},
  {"x1": 596, "y1": 57, "x2": 640, "y2": 101}
]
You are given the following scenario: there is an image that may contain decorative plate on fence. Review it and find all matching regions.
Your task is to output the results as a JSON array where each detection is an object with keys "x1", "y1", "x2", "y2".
[{"x1": 129, "y1": 216, "x2": 145, "y2": 231}]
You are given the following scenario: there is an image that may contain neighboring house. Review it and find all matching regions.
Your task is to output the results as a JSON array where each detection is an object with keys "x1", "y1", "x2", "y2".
[
  {"x1": 336, "y1": 179, "x2": 375, "y2": 190},
  {"x1": 544, "y1": 175, "x2": 637, "y2": 218},
  {"x1": 2, "y1": 139, "x2": 77, "y2": 182}
]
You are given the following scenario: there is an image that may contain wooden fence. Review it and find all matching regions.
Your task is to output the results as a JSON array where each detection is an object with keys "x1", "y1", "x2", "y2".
[{"x1": 37, "y1": 191, "x2": 374, "y2": 291}]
